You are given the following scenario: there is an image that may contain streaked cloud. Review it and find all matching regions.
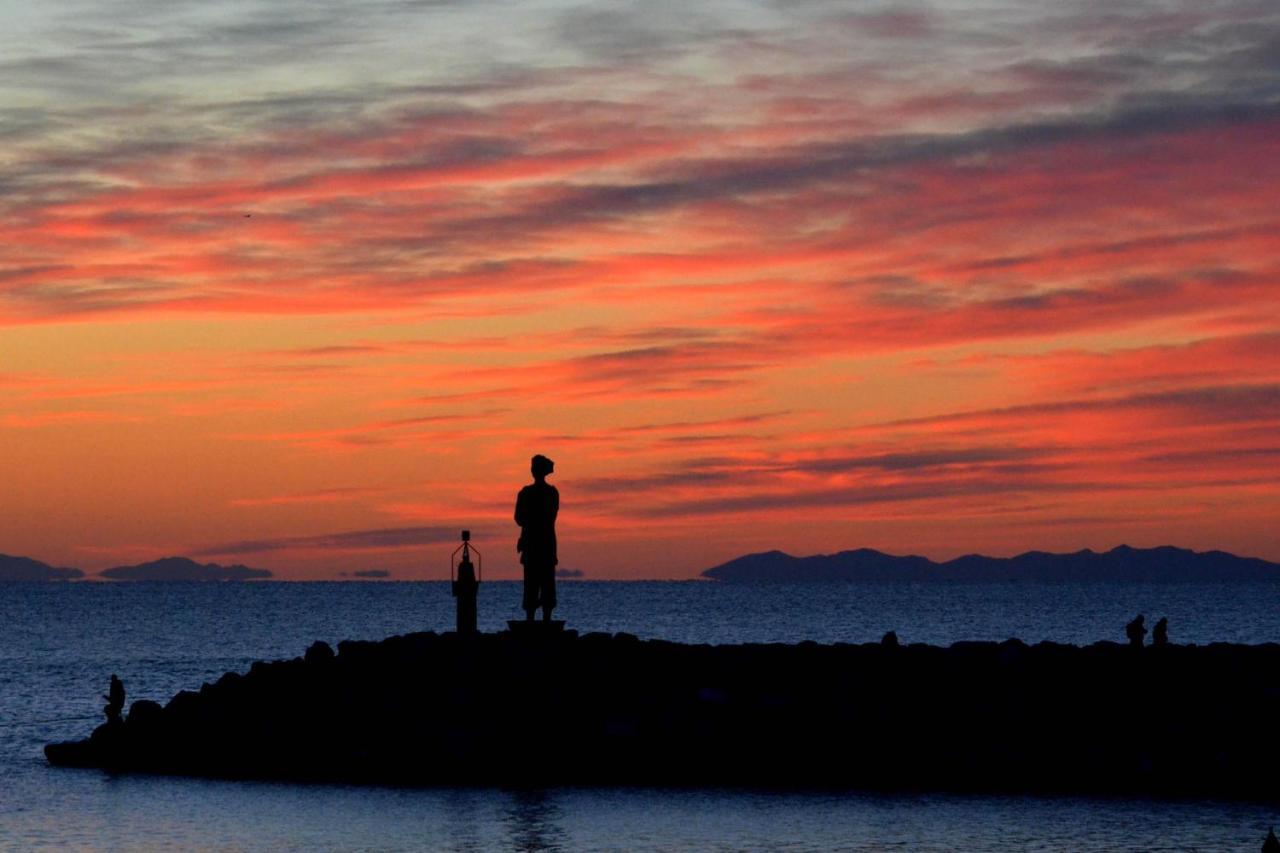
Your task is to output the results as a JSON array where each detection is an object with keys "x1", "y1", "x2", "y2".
[
  {"x1": 2, "y1": 0, "x2": 1278, "y2": 575},
  {"x1": 198, "y1": 525, "x2": 466, "y2": 556}
]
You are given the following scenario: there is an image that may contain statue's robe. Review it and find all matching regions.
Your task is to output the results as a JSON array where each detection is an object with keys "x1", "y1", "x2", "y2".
[{"x1": 515, "y1": 481, "x2": 559, "y2": 611}]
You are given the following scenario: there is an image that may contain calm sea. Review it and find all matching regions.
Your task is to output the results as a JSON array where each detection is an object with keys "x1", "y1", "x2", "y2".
[{"x1": 2, "y1": 580, "x2": 1278, "y2": 851}]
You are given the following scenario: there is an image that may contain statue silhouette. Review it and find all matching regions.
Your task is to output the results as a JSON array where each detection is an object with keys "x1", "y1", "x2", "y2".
[
  {"x1": 452, "y1": 530, "x2": 480, "y2": 634},
  {"x1": 1125, "y1": 614, "x2": 1147, "y2": 648},
  {"x1": 103, "y1": 674, "x2": 125, "y2": 725},
  {"x1": 515, "y1": 454, "x2": 559, "y2": 622},
  {"x1": 1152, "y1": 617, "x2": 1169, "y2": 647}
]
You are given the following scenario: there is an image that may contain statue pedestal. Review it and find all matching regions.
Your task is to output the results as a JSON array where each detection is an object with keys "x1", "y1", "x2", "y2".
[{"x1": 507, "y1": 619, "x2": 567, "y2": 635}]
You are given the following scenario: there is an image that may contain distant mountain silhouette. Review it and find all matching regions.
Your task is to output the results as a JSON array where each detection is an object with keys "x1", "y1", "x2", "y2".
[
  {"x1": 702, "y1": 545, "x2": 1280, "y2": 582},
  {"x1": 351, "y1": 569, "x2": 390, "y2": 578},
  {"x1": 100, "y1": 556, "x2": 271, "y2": 581},
  {"x1": 556, "y1": 568, "x2": 585, "y2": 578},
  {"x1": 0, "y1": 554, "x2": 83, "y2": 581}
]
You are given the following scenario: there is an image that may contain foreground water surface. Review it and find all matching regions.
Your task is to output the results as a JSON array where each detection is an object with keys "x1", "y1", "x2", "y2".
[{"x1": 3, "y1": 581, "x2": 1278, "y2": 850}]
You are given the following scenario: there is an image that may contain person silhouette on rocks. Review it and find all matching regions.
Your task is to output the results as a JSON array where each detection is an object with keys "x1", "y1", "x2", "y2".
[
  {"x1": 1125, "y1": 614, "x2": 1147, "y2": 648},
  {"x1": 1152, "y1": 617, "x2": 1169, "y2": 647},
  {"x1": 103, "y1": 675, "x2": 125, "y2": 725},
  {"x1": 515, "y1": 454, "x2": 559, "y2": 622}
]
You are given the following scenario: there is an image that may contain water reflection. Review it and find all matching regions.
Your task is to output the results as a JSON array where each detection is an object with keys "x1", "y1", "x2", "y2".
[
  {"x1": 442, "y1": 788, "x2": 485, "y2": 853},
  {"x1": 505, "y1": 789, "x2": 566, "y2": 852}
]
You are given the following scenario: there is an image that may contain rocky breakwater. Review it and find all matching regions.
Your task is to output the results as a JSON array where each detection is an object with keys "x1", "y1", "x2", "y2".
[{"x1": 45, "y1": 631, "x2": 1280, "y2": 797}]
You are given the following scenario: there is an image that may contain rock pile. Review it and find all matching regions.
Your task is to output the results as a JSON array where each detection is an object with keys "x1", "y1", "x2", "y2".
[{"x1": 45, "y1": 631, "x2": 1280, "y2": 797}]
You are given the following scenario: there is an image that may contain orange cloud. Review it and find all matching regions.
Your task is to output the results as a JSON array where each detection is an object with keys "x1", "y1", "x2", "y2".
[{"x1": 4, "y1": 0, "x2": 1280, "y2": 575}]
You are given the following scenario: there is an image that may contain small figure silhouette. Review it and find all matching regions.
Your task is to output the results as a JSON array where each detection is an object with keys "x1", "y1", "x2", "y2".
[
  {"x1": 515, "y1": 454, "x2": 559, "y2": 622},
  {"x1": 881, "y1": 631, "x2": 899, "y2": 648},
  {"x1": 1125, "y1": 614, "x2": 1147, "y2": 648},
  {"x1": 103, "y1": 674, "x2": 125, "y2": 725},
  {"x1": 1263, "y1": 828, "x2": 1280, "y2": 853},
  {"x1": 1152, "y1": 617, "x2": 1169, "y2": 647}
]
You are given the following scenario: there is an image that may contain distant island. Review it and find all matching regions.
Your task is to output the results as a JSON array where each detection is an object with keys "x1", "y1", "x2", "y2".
[
  {"x1": 101, "y1": 557, "x2": 272, "y2": 582},
  {"x1": 556, "y1": 568, "x2": 585, "y2": 578},
  {"x1": 349, "y1": 570, "x2": 391, "y2": 579},
  {"x1": 702, "y1": 545, "x2": 1280, "y2": 582},
  {"x1": 0, "y1": 554, "x2": 83, "y2": 582}
]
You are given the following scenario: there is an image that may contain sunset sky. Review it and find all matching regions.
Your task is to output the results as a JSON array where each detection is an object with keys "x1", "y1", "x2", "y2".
[{"x1": 2, "y1": 0, "x2": 1278, "y2": 579}]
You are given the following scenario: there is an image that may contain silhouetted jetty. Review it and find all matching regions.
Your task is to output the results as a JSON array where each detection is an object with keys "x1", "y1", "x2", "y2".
[{"x1": 45, "y1": 631, "x2": 1280, "y2": 798}]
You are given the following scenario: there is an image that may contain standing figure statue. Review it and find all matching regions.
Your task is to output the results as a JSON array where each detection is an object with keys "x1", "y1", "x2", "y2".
[{"x1": 515, "y1": 454, "x2": 559, "y2": 622}]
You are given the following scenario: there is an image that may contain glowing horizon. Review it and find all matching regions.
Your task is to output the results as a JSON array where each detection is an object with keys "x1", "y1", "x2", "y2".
[{"x1": 3, "y1": 0, "x2": 1278, "y2": 579}]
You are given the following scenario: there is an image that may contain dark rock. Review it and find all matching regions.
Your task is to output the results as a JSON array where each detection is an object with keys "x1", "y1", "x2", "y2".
[
  {"x1": 305, "y1": 641, "x2": 335, "y2": 665},
  {"x1": 165, "y1": 690, "x2": 200, "y2": 719},
  {"x1": 127, "y1": 700, "x2": 163, "y2": 728},
  {"x1": 337, "y1": 639, "x2": 376, "y2": 660},
  {"x1": 41, "y1": 631, "x2": 1280, "y2": 799},
  {"x1": 44, "y1": 739, "x2": 99, "y2": 767}
]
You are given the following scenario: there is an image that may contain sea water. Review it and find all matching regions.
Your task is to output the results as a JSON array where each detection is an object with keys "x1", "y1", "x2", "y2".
[{"x1": 2, "y1": 581, "x2": 1278, "y2": 851}]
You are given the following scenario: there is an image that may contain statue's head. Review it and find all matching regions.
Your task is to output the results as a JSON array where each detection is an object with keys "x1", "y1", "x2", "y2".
[{"x1": 531, "y1": 454, "x2": 554, "y2": 478}]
